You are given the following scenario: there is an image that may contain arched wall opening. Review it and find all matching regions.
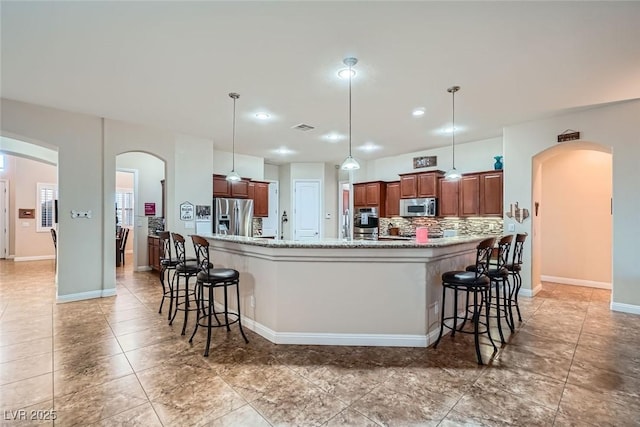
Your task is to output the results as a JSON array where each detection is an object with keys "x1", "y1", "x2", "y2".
[
  {"x1": 0, "y1": 135, "x2": 59, "y2": 267},
  {"x1": 532, "y1": 141, "x2": 612, "y2": 295},
  {"x1": 115, "y1": 151, "x2": 166, "y2": 272}
]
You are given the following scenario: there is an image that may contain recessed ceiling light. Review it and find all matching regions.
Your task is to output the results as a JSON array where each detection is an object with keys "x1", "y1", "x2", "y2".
[
  {"x1": 440, "y1": 125, "x2": 465, "y2": 135},
  {"x1": 357, "y1": 142, "x2": 381, "y2": 152},
  {"x1": 324, "y1": 133, "x2": 343, "y2": 142},
  {"x1": 337, "y1": 68, "x2": 356, "y2": 79},
  {"x1": 255, "y1": 112, "x2": 270, "y2": 120},
  {"x1": 412, "y1": 108, "x2": 425, "y2": 117},
  {"x1": 273, "y1": 147, "x2": 294, "y2": 155}
]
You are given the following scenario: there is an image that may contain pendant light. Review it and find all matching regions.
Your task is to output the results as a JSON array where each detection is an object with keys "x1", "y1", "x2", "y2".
[
  {"x1": 340, "y1": 57, "x2": 360, "y2": 171},
  {"x1": 226, "y1": 92, "x2": 241, "y2": 182},
  {"x1": 444, "y1": 85, "x2": 462, "y2": 181}
]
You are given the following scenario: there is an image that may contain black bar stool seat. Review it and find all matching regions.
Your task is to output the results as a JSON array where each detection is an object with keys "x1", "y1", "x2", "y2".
[
  {"x1": 465, "y1": 235, "x2": 514, "y2": 343},
  {"x1": 434, "y1": 237, "x2": 497, "y2": 365},
  {"x1": 189, "y1": 235, "x2": 248, "y2": 357},
  {"x1": 169, "y1": 233, "x2": 200, "y2": 335}
]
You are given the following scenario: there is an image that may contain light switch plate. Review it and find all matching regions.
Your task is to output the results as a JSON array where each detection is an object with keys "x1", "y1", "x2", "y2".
[{"x1": 507, "y1": 223, "x2": 515, "y2": 232}]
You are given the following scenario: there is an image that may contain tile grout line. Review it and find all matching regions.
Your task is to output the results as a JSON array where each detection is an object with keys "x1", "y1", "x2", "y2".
[{"x1": 108, "y1": 268, "x2": 167, "y2": 427}]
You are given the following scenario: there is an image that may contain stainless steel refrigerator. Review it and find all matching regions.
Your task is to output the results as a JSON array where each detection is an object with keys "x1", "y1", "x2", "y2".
[{"x1": 213, "y1": 198, "x2": 254, "y2": 236}]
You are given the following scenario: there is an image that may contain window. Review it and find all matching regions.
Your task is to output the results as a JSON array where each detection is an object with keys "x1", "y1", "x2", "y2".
[
  {"x1": 116, "y1": 189, "x2": 134, "y2": 227},
  {"x1": 37, "y1": 183, "x2": 57, "y2": 232}
]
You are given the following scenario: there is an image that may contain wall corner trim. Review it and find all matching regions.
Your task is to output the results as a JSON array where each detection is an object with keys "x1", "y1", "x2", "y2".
[
  {"x1": 611, "y1": 302, "x2": 640, "y2": 315},
  {"x1": 519, "y1": 283, "x2": 542, "y2": 298},
  {"x1": 57, "y1": 288, "x2": 116, "y2": 303}
]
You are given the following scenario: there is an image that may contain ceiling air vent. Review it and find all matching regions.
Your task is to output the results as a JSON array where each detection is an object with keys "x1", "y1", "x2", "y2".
[{"x1": 291, "y1": 123, "x2": 315, "y2": 131}]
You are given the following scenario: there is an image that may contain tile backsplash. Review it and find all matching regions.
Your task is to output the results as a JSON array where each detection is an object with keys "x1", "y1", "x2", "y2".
[
  {"x1": 147, "y1": 216, "x2": 164, "y2": 235},
  {"x1": 380, "y1": 216, "x2": 503, "y2": 237}
]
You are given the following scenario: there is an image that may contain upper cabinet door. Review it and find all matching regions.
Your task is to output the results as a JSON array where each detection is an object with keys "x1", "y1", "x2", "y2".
[
  {"x1": 213, "y1": 174, "x2": 230, "y2": 197},
  {"x1": 479, "y1": 171, "x2": 503, "y2": 216},
  {"x1": 354, "y1": 184, "x2": 367, "y2": 206},
  {"x1": 417, "y1": 173, "x2": 438, "y2": 198},
  {"x1": 459, "y1": 174, "x2": 480, "y2": 216},
  {"x1": 438, "y1": 178, "x2": 459, "y2": 217},
  {"x1": 365, "y1": 183, "x2": 380, "y2": 206},
  {"x1": 230, "y1": 180, "x2": 250, "y2": 198},
  {"x1": 386, "y1": 182, "x2": 400, "y2": 217},
  {"x1": 253, "y1": 181, "x2": 269, "y2": 217},
  {"x1": 400, "y1": 175, "x2": 417, "y2": 198}
]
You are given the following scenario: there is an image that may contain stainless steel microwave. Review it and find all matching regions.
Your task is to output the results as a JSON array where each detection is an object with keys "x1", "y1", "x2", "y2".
[{"x1": 400, "y1": 198, "x2": 437, "y2": 217}]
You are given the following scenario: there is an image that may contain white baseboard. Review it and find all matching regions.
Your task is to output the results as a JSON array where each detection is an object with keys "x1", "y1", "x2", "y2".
[
  {"x1": 242, "y1": 316, "x2": 428, "y2": 347},
  {"x1": 14, "y1": 255, "x2": 55, "y2": 262},
  {"x1": 611, "y1": 302, "x2": 640, "y2": 315},
  {"x1": 56, "y1": 288, "x2": 117, "y2": 303},
  {"x1": 136, "y1": 266, "x2": 152, "y2": 272},
  {"x1": 541, "y1": 275, "x2": 611, "y2": 290},
  {"x1": 213, "y1": 302, "x2": 428, "y2": 347},
  {"x1": 519, "y1": 283, "x2": 542, "y2": 298}
]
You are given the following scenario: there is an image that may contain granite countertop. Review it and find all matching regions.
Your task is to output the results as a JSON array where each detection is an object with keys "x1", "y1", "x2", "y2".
[{"x1": 200, "y1": 233, "x2": 488, "y2": 249}]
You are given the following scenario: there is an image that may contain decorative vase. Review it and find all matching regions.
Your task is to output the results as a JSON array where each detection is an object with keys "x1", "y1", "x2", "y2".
[{"x1": 494, "y1": 155, "x2": 503, "y2": 170}]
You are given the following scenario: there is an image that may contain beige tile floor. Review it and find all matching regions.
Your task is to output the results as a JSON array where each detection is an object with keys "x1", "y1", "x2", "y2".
[{"x1": 1, "y1": 257, "x2": 639, "y2": 426}]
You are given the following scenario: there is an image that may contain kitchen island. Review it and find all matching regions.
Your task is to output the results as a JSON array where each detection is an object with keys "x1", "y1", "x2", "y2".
[{"x1": 200, "y1": 234, "x2": 488, "y2": 347}]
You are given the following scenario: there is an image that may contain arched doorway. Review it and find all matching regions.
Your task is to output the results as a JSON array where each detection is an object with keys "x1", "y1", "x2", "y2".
[
  {"x1": 532, "y1": 141, "x2": 612, "y2": 298},
  {"x1": 115, "y1": 151, "x2": 166, "y2": 272}
]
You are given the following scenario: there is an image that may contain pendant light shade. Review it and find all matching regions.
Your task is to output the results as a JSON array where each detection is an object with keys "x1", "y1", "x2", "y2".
[
  {"x1": 226, "y1": 92, "x2": 242, "y2": 182},
  {"x1": 341, "y1": 57, "x2": 360, "y2": 171},
  {"x1": 444, "y1": 85, "x2": 461, "y2": 181}
]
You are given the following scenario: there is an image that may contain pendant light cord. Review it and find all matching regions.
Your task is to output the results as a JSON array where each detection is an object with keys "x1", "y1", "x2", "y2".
[
  {"x1": 232, "y1": 96, "x2": 236, "y2": 171},
  {"x1": 348, "y1": 64, "x2": 353, "y2": 157},
  {"x1": 451, "y1": 88, "x2": 455, "y2": 169}
]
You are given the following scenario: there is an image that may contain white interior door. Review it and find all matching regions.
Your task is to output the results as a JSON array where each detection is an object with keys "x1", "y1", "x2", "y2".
[
  {"x1": 294, "y1": 180, "x2": 320, "y2": 241},
  {"x1": 0, "y1": 180, "x2": 7, "y2": 259},
  {"x1": 261, "y1": 181, "x2": 279, "y2": 238}
]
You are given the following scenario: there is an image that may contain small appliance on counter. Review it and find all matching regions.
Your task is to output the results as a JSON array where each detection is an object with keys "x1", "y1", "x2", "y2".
[
  {"x1": 354, "y1": 207, "x2": 379, "y2": 240},
  {"x1": 400, "y1": 198, "x2": 437, "y2": 217}
]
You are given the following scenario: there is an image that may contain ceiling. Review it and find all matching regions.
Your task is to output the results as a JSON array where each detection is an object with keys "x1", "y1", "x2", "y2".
[{"x1": 2, "y1": 1, "x2": 639, "y2": 166}]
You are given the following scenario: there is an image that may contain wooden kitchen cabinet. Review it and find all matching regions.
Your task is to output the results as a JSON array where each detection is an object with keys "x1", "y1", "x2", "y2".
[
  {"x1": 354, "y1": 184, "x2": 367, "y2": 206},
  {"x1": 148, "y1": 235, "x2": 162, "y2": 272},
  {"x1": 438, "y1": 178, "x2": 459, "y2": 217},
  {"x1": 399, "y1": 171, "x2": 444, "y2": 199},
  {"x1": 212, "y1": 174, "x2": 250, "y2": 198},
  {"x1": 385, "y1": 181, "x2": 400, "y2": 217},
  {"x1": 353, "y1": 181, "x2": 387, "y2": 217},
  {"x1": 252, "y1": 181, "x2": 269, "y2": 217},
  {"x1": 459, "y1": 174, "x2": 480, "y2": 216},
  {"x1": 479, "y1": 171, "x2": 503, "y2": 216}
]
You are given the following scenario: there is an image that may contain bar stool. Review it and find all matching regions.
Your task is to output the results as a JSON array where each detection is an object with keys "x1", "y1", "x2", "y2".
[
  {"x1": 169, "y1": 233, "x2": 200, "y2": 335},
  {"x1": 434, "y1": 237, "x2": 497, "y2": 365},
  {"x1": 506, "y1": 233, "x2": 527, "y2": 324},
  {"x1": 158, "y1": 232, "x2": 178, "y2": 319},
  {"x1": 469, "y1": 234, "x2": 514, "y2": 343},
  {"x1": 189, "y1": 235, "x2": 248, "y2": 357}
]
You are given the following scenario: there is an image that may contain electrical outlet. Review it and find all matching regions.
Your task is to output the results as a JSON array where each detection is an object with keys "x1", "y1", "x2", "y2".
[{"x1": 250, "y1": 295, "x2": 256, "y2": 308}]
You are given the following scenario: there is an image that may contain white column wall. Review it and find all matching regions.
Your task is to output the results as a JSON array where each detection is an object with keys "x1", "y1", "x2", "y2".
[
  {"x1": 504, "y1": 99, "x2": 640, "y2": 311},
  {"x1": 1, "y1": 99, "x2": 105, "y2": 300}
]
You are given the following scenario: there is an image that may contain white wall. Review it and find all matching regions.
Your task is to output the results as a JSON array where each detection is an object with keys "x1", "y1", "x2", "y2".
[
  {"x1": 116, "y1": 153, "x2": 165, "y2": 268},
  {"x1": 264, "y1": 163, "x2": 279, "y2": 181},
  {"x1": 213, "y1": 150, "x2": 264, "y2": 180},
  {"x1": 279, "y1": 164, "x2": 291, "y2": 239},
  {"x1": 0, "y1": 98, "x2": 271, "y2": 301},
  {"x1": 365, "y1": 137, "x2": 503, "y2": 182},
  {"x1": 0, "y1": 155, "x2": 57, "y2": 259},
  {"x1": 2, "y1": 99, "x2": 105, "y2": 300},
  {"x1": 540, "y1": 148, "x2": 612, "y2": 285},
  {"x1": 504, "y1": 99, "x2": 640, "y2": 311}
]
